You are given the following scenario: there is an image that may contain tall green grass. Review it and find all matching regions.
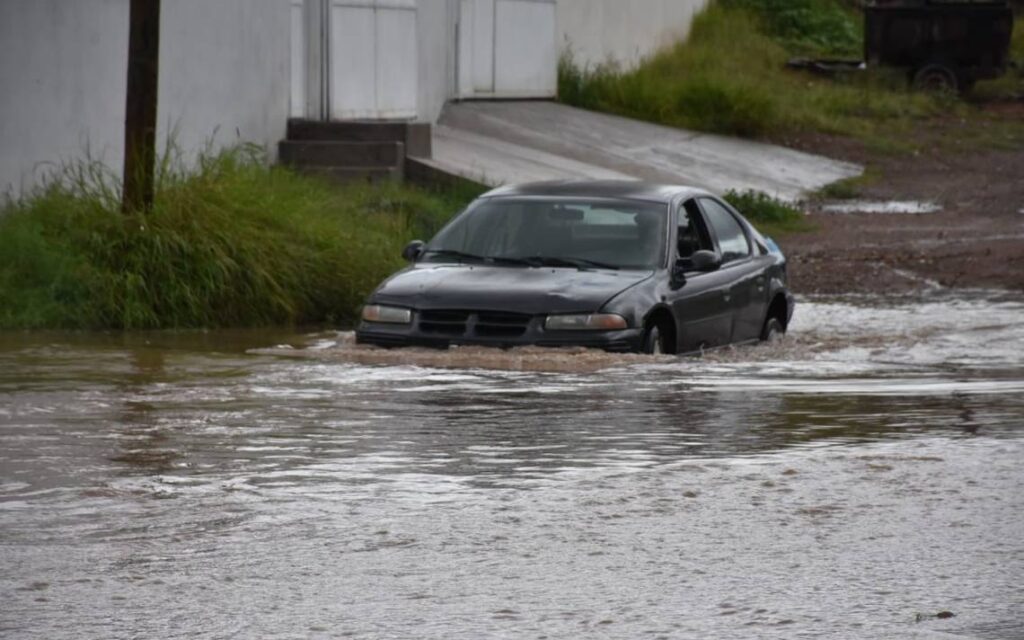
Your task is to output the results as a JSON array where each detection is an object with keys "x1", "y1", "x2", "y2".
[
  {"x1": 0, "y1": 148, "x2": 478, "y2": 330},
  {"x1": 723, "y1": 0, "x2": 862, "y2": 56},
  {"x1": 558, "y1": 1, "x2": 985, "y2": 147}
]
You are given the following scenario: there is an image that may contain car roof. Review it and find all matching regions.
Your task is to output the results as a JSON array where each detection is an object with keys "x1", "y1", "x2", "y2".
[{"x1": 480, "y1": 180, "x2": 712, "y2": 205}]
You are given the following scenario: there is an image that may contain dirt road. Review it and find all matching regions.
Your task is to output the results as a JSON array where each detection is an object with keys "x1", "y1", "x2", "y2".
[{"x1": 779, "y1": 109, "x2": 1024, "y2": 294}]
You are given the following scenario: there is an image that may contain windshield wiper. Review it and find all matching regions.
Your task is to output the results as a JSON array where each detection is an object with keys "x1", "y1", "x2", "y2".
[
  {"x1": 423, "y1": 250, "x2": 538, "y2": 267},
  {"x1": 513, "y1": 256, "x2": 620, "y2": 270},
  {"x1": 486, "y1": 256, "x2": 536, "y2": 266},
  {"x1": 422, "y1": 248, "x2": 488, "y2": 263},
  {"x1": 424, "y1": 251, "x2": 619, "y2": 270},
  {"x1": 565, "y1": 257, "x2": 621, "y2": 270}
]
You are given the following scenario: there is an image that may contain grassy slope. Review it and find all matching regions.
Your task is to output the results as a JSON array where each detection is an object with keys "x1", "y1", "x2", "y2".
[
  {"x1": 559, "y1": 0, "x2": 1023, "y2": 152},
  {"x1": 0, "y1": 149, "x2": 480, "y2": 330}
]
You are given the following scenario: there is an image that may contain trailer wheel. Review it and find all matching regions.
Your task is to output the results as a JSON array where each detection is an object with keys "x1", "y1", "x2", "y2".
[{"x1": 912, "y1": 64, "x2": 959, "y2": 93}]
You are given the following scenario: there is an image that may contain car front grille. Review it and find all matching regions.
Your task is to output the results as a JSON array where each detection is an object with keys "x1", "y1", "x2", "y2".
[
  {"x1": 418, "y1": 309, "x2": 532, "y2": 339},
  {"x1": 419, "y1": 309, "x2": 470, "y2": 336},
  {"x1": 475, "y1": 311, "x2": 531, "y2": 337}
]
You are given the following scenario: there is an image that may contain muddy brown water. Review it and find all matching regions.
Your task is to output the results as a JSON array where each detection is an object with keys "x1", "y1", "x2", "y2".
[{"x1": 2, "y1": 293, "x2": 1023, "y2": 639}]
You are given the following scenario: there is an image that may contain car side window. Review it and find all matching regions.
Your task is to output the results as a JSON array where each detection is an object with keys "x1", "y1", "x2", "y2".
[
  {"x1": 699, "y1": 198, "x2": 751, "y2": 264},
  {"x1": 678, "y1": 199, "x2": 712, "y2": 260}
]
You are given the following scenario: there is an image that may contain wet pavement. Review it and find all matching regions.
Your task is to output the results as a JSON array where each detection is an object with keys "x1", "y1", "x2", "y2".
[
  {"x1": 430, "y1": 101, "x2": 862, "y2": 200},
  {"x1": 1, "y1": 293, "x2": 1023, "y2": 639},
  {"x1": 820, "y1": 201, "x2": 942, "y2": 215}
]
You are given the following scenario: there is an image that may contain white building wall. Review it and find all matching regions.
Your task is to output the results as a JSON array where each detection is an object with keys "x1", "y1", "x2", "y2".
[
  {"x1": 1, "y1": 0, "x2": 710, "y2": 194},
  {"x1": 557, "y1": 0, "x2": 707, "y2": 71},
  {"x1": 0, "y1": 0, "x2": 129, "y2": 196},
  {"x1": 0, "y1": 0, "x2": 292, "y2": 196},
  {"x1": 159, "y1": 0, "x2": 291, "y2": 164}
]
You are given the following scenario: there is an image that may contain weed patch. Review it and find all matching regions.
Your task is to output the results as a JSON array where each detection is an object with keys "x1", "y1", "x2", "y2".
[
  {"x1": 724, "y1": 189, "x2": 813, "y2": 234},
  {"x1": 722, "y1": 0, "x2": 861, "y2": 56},
  {"x1": 557, "y1": 1, "x2": 1019, "y2": 150},
  {"x1": 0, "y1": 148, "x2": 477, "y2": 330}
]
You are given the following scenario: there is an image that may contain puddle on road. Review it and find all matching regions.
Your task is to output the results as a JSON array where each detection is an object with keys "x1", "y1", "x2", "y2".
[
  {"x1": 820, "y1": 200, "x2": 942, "y2": 214},
  {"x1": 1, "y1": 292, "x2": 1022, "y2": 640}
]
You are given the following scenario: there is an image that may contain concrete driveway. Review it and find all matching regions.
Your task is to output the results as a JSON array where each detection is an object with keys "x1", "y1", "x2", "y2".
[{"x1": 422, "y1": 101, "x2": 862, "y2": 201}]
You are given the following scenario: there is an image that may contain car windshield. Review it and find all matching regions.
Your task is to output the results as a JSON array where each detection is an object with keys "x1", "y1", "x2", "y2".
[{"x1": 424, "y1": 198, "x2": 668, "y2": 270}]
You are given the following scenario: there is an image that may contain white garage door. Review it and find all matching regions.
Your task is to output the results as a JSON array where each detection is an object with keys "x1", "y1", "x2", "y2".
[
  {"x1": 329, "y1": 0, "x2": 418, "y2": 119},
  {"x1": 293, "y1": 0, "x2": 419, "y2": 121},
  {"x1": 457, "y1": 0, "x2": 556, "y2": 99}
]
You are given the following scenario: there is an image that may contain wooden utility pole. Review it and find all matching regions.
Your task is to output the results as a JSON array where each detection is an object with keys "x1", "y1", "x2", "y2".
[{"x1": 122, "y1": 0, "x2": 161, "y2": 213}]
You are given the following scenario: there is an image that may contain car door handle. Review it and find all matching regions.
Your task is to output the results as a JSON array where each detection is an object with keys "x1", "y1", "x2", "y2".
[{"x1": 723, "y1": 292, "x2": 731, "y2": 302}]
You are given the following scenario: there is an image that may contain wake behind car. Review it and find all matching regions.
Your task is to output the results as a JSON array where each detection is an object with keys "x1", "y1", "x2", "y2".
[{"x1": 356, "y1": 181, "x2": 794, "y2": 355}]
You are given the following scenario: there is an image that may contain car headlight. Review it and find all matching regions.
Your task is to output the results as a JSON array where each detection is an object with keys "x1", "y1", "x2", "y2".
[
  {"x1": 361, "y1": 304, "x2": 412, "y2": 324},
  {"x1": 545, "y1": 313, "x2": 627, "y2": 331}
]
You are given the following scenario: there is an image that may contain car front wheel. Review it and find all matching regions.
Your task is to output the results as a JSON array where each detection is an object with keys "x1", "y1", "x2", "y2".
[
  {"x1": 760, "y1": 316, "x2": 785, "y2": 343},
  {"x1": 643, "y1": 324, "x2": 665, "y2": 355}
]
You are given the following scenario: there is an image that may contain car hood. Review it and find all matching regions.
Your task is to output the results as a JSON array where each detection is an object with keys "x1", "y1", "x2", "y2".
[{"x1": 372, "y1": 264, "x2": 654, "y2": 314}]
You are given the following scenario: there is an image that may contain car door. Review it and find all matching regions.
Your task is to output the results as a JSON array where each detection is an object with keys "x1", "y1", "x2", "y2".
[
  {"x1": 721, "y1": 200, "x2": 774, "y2": 340},
  {"x1": 696, "y1": 197, "x2": 765, "y2": 344},
  {"x1": 668, "y1": 200, "x2": 733, "y2": 352}
]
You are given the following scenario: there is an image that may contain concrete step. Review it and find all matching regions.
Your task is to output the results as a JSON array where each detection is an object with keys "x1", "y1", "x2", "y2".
[
  {"x1": 293, "y1": 165, "x2": 403, "y2": 184},
  {"x1": 286, "y1": 119, "x2": 431, "y2": 157},
  {"x1": 288, "y1": 119, "x2": 405, "y2": 141},
  {"x1": 405, "y1": 156, "x2": 486, "y2": 191},
  {"x1": 278, "y1": 140, "x2": 404, "y2": 168}
]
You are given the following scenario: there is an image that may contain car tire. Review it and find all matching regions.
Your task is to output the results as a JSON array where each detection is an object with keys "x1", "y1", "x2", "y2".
[
  {"x1": 643, "y1": 323, "x2": 666, "y2": 355},
  {"x1": 760, "y1": 316, "x2": 785, "y2": 343}
]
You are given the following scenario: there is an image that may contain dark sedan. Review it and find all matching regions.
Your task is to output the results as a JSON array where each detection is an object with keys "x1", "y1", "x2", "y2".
[{"x1": 356, "y1": 181, "x2": 794, "y2": 354}]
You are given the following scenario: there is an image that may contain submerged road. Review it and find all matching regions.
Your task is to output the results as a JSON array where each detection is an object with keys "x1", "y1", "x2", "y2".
[{"x1": 1, "y1": 293, "x2": 1022, "y2": 639}]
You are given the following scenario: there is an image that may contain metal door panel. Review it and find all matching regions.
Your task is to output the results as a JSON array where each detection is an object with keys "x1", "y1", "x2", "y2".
[
  {"x1": 467, "y1": 0, "x2": 495, "y2": 92},
  {"x1": 458, "y1": 0, "x2": 555, "y2": 98},
  {"x1": 330, "y1": 4, "x2": 376, "y2": 118},
  {"x1": 289, "y1": 0, "x2": 306, "y2": 118},
  {"x1": 494, "y1": 0, "x2": 556, "y2": 95},
  {"x1": 329, "y1": 0, "x2": 418, "y2": 120},
  {"x1": 375, "y1": 5, "x2": 418, "y2": 118}
]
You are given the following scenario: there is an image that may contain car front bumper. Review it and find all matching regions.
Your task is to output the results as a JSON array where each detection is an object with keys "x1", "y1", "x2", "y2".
[{"x1": 356, "y1": 314, "x2": 645, "y2": 353}]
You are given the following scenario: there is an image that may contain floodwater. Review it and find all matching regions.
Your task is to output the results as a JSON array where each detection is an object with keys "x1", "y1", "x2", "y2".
[{"x1": 2, "y1": 293, "x2": 1023, "y2": 639}]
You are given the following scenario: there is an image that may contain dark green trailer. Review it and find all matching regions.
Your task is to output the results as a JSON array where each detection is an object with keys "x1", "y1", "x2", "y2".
[{"x1": 864, "y1": 0, "x2": 1015, "y2": 92}]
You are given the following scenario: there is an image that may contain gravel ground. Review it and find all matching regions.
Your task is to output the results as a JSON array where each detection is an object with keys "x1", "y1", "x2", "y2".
[{"x1": 776, "y1": 103, "x2": 1024, "y2": 294}]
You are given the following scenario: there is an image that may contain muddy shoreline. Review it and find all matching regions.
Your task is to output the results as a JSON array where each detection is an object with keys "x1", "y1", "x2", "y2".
[{"x1": 776, "y1": 107, "x2": 1024, "y2": 295}]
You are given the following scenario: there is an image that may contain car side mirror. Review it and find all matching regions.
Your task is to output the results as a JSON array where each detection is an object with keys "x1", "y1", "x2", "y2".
[
  {"x1": 402, "y1": 240, "x2": 425, "y2": 262},
  {"x1": 690, "y1": 250, "x2": 722, "y2": 272}
]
